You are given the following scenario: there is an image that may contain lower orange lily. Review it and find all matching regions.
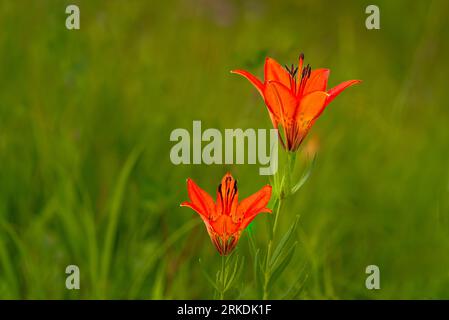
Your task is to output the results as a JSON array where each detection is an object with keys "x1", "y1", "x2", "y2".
[{"x1": 181, "y1": 173, "x2": 272, "y2": 255}]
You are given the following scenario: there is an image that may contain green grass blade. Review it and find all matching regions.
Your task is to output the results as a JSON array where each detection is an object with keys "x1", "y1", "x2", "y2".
[{"x1": 99, "y1": 146, "x2": 143, "y2": 296}]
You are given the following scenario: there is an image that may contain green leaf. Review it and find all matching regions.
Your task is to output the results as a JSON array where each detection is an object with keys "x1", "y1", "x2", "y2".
[
  {"x1": 128, "y1": 219, "x2": 199, "y2": 297},
  {"x1": 270, "y1": 215, "x2": 300, "y2": 267},
  {"x1": 150, "y1": 262, "x2": 166, "y2": 299},
  {"x1": 101, "y1": 146, "x2": 143, "y2": 294},
  {"x1": 254, "y1": 249, "x2": 263, "y2": 295},
  {"x1": 268, "y1": 241, "x2": 297, "y2": 287},
  {"x1": 291, "y1": 155, "x2": 316, "y2": 194},
  {"x1": 225, "y1": 255, "x2": 244, "y2": 292},
  {"x1": 198, "y1": 258, "x2": 219, "y2": 291},
  {"x1": 247, "y1": 232, "x2": 257, "y2": 257},
  {"x1": 282, "y1": 263, "x2": 308, "y2": 299},
  {"x1": 288, "y1": 274, "x2": 309, "y2": 299}
]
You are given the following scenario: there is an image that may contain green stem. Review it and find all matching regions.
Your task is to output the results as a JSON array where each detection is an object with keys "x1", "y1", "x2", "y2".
[
  {"x1": 272, "y1": 198, "x2": 283, "y2": 240},
  {"x1": 263, "y1": 198, "x2": 283, "y2": 300},
  {"x1": 262, "y1": 152, "x2": 296, "y2": 299},
  {"x1": 263, "y1": 241, "x2": 272, "y2": 300},
  {"x1": 285, "y1": 152, "x2": 296, "y2": 195},
  {"x1": 219, "y1": 255, "x2": 225, "y2": 300}
]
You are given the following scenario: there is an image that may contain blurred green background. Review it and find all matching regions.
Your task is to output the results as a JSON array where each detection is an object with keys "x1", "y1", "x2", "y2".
[{"x1": 0, "y1": 0, "x2": 448, "y2": 299}]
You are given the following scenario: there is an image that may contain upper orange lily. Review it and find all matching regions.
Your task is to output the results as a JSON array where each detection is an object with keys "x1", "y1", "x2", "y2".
[
  {"x1": 181, "y1": 173, "x2": 272, "y2": 255},
  {"x1": 232, "y1": 54, "x2": 361, "y2": 151}
]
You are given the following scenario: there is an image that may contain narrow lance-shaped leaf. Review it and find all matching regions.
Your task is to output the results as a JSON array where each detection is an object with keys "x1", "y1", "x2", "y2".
[
  {"x1": 253, "y1": 248, "x2": 263, "y2": 295},
  {"x1": 285, "y1": 274, "x2": 309, "y2": 299},
  {"x1": 198, "y1": 258, "x2": 219, "y2": 291},
  {"x1": 291, "y1": 155, "x2": 316, "y2": 194},
  {"x1": 268, "y1": 241, "x2": 298, "y2": 287},
  {"x1": 270, "y1": 215, "x2": 300, "y2": 268},
  {"x1": 281, "y1": 263, "x2": 308, "y2": 299},
  {"x1": 225, "y1": 256, "x2": 245, "y2": 292}
]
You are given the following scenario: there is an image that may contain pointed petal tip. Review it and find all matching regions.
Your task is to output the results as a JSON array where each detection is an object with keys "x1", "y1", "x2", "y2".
[
  {"x1": 265, "y1": 56, "x2": 279, "y2": 65},
  {"x1": 325, "y1": 79, "x2": 362, "y2": 106},
  {"x1": 230, "y1": 69, "x2": 264, "y2": 96},
  {"x1": 350, "y1": 79, "x2": 362, "y2": 86},
  {"x1": 231, "y1": 69, "x2": 249, "y2": 75}
]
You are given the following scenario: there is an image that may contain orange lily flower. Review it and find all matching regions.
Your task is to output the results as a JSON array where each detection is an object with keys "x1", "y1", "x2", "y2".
[
  {"x1": 232, "y1": 54, "x2": 361, "y2": 151},
  {"x1": 181, "y1": 173, "x2": 272, "y2": 255}
]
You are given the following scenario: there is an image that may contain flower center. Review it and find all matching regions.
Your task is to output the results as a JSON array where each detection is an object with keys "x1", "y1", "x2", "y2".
[
  {"x1": 284, "y1": 63, "x2": 298, "y2": 92},
  {"x1": 217, "y1": 176, "x2": 237, "y2": 215},
  {"x1": 284, "y1": 53, "x2": 312, "y2": 96}
]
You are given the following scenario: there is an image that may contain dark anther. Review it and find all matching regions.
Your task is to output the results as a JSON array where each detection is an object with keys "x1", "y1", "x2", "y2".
[
  {"x1": 285, "y1": 64, "x2": 299, "y2": 78},
  {"x1": 301, "y1": 66, "x2": 307, "y2": 79},
  {"x1": 292, "y1": 66, "x2": 298, "y2": 77}
]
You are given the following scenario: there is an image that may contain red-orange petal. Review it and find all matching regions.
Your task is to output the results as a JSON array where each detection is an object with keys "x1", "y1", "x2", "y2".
[
  {"x1": 326, "y1": 80, "x2": 361, "y2": 106},
  {"x1": 297, "y1": 91, "x2": 329, "y2": 124},
  {"x1": 216, "y1": 173, "x2": 238, "y2": 217},
  {"x1": 237, "y1": 185, "x2": 272, "y2": 230},
  {"x1": 303, "y1": 68, "x2": 330, "y2": 95},
  {"x1": 264, "y1": 80, "x2": 298, "y2": 127},
  {"x1": 264, "y1": 57, "x2": 291, "y2": 89},
  {"x1": 181, "y1": 178, "x2": 216, "y2": 220},
  {"x1": 210, "y1": 215, "x2": 240, "y2": 237},
  {"x1": 231, "y1": 69, "x2": 264, "y2": 97}
]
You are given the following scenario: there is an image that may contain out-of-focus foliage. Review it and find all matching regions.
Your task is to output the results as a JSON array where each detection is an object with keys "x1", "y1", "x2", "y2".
[{"x1": 0, "y1": 0, "x2": 448, "y2": 299}]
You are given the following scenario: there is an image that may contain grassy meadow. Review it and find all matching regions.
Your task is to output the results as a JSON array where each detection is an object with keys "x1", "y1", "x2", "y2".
[{"x1": 0, "y1": 0, "x2": 448, "y2": 299}]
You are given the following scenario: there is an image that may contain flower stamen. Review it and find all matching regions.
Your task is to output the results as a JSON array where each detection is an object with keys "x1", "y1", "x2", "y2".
[{"x1": 285, "y1": 64, "x2": 299, "y2": 94}]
